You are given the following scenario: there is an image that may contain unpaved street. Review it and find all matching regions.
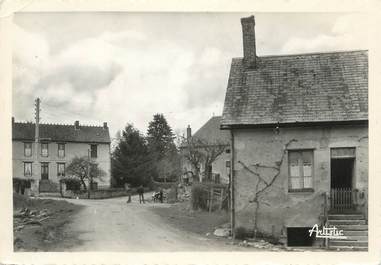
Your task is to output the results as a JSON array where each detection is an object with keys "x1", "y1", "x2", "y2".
[{"x1": 57, "y1": 195, "x2": 240, "y2": 251}]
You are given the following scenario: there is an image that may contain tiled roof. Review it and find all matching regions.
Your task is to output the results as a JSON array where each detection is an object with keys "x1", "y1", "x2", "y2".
[
  {"x1": 193, "y1": 116, "x2": 230, "y2": 144},
  {"x1": 12, "y1": 122, "x2": 111, "y2": 143},
  {"x1": 221, "y1": 50, "x2": 368, "y2": 127}
]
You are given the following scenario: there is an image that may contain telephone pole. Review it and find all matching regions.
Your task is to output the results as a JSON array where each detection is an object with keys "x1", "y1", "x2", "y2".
[
  {"x1": 34, "y1": 98, "x2": 40, "y2": 155},
  {"x1": 34, "y1": 98, "x2": 41, "y2": 194},
  {"x1": 87, "y1": 149, "x2": 91, "y2": 199}
]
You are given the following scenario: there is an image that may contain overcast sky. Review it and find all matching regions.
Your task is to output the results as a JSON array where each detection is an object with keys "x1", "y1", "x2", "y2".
[{"x1": 13, "y1": 12, "x2": 368, "y2": 138}]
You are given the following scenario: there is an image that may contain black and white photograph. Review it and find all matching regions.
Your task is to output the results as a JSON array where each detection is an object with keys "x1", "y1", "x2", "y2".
[{"x1": 6, "y1": 9, "x2": 372, "y2": 254}]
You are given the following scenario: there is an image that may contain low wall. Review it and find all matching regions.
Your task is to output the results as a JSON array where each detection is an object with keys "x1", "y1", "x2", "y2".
[{"x1": 62, "y1": 188, "x2": 130, "y2": 199}]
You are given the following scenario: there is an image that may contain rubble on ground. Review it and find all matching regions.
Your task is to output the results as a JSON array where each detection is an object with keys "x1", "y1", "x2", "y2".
[
  {"x1": 238, "y1": 239, "x2": 283, "y2": 250},
  {"x1": 13, "y1": 207, "x2": 51, "y2": 232},
  {"x1": 177, "y1": 184, "x2": 191, "y2": 202},
  {"x1": 214, "y1": 227, "x2": 230, "y2": 237}
]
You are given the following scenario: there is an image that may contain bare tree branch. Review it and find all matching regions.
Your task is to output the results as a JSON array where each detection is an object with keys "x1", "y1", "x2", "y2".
[{"x1": 181, "y1": 135, "x2": 228, "y2": 181}]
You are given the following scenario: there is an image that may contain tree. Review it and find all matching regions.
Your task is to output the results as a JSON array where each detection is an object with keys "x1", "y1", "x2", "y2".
[
  {"x1": 182, "y1": 136, "x2": 227, "y2": 182},
  {"x1": 156, "y1": 149, "x2": 182, "y2": 182},
  {"x1": 146, "y1": 113, "x2": 176, "y2": 158},
  {"x1": 146, "y1": 114, "x2": 178, "y2": 181},
  {"x1": 111, "y1": 124, "x2": 151, "y2": 187},
  {"x1": 66, "y1": 156, "x2": 106, "y2": 190}
]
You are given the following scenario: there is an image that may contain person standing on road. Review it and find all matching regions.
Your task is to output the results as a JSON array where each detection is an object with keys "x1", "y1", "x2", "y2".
[
  {"x1": 137, "y1": 185, "x2": 145, "y2": 204},
  {"x1": 159, "y1": 189, "x2": 163, "y2": 203}
]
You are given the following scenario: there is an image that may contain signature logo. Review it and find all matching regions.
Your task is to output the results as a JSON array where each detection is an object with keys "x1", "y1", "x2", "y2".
[{"x1": 308, "y1": 224, "x2": 347, "y2": 239}]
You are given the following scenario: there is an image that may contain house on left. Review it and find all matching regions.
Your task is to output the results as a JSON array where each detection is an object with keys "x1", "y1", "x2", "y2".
[{"x1": 12, "y1": 117, "x2": 111, "y2": 196}]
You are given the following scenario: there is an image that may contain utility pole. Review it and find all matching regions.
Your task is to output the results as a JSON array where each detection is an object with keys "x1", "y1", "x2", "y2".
[
  {"x1": 87, "y1": 149, "x2": 91, "y2": 199},
  {"x1": 34, "y1": 98, "x2": 40, "y2": 158},
  {"x1": 34, "y1": 98, "x2": 41, "y2": 194}
]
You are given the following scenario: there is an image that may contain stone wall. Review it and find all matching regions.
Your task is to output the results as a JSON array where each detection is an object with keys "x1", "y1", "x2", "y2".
[
  {"x1": 232, "y1": 124, "x2": 368, "y2": 238},
  {"x1": 62, "y1": 188, "x2": 129, "y2": 199}
]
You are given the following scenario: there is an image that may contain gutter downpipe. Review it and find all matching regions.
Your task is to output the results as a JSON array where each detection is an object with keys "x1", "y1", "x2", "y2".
[{"x1": 230, "y1": 129, "x2": 235, "y2": 239}]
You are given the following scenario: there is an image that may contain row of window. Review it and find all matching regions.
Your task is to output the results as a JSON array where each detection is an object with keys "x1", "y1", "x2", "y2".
[
  {"x1": 24, "y1": 143, "x2": 98, "y2": 158},
  {"x1": 24, "y1": 162, "x2": 65, "y2": 179}
]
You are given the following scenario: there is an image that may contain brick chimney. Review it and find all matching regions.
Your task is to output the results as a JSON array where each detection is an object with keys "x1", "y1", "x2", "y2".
[
  {"x1": 241, "y1": 15, "x2": 256, "y2": 68},
  {"x1": 103, "y1": 122, "x2": 108, "y2": 129},
  {"x1": 186, "y1": 125, "x2": 192, "y2": 140},
  {"x1": 74, "y1": 120, "x2": 80, "y2": 130}
]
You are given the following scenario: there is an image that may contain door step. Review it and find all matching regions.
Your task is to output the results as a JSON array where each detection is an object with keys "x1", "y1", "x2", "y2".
[
  {"x1": 330, "y1": 246, "x2": 368, "y2": 251},
  {"x1": 341, "y1": 235, "x2": 368, "y2": 241},
  {"x1": 335, "y1": 224, "x2": 368, "y2": 230},
  {"x1": 344, "y1": 230, "x2": 368, "y2": 236},
  {"x1": 326, "y1": 213, "x2": 368, "y2": 251},
  {"x1": 328, "y1": 219, "x2": 366, "y2": 225},
  {"x1": 329, "y1": 240, "x2": 368, "y2": 247},
  {"x1": 328, "y1": 214, "x2": 364, "y2": 220}
]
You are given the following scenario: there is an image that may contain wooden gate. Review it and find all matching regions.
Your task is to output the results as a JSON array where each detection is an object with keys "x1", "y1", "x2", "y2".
[{"x1": 330, "y1": 188, "x2": 355, "y2": 212}]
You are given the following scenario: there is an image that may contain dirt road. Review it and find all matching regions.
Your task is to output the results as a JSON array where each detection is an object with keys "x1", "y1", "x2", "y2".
[{"x1": 57, "y1": 195, "x2": 240, "y2": 251}]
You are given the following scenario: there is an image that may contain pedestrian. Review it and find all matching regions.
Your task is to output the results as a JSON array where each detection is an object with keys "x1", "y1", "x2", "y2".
[
  {"x1": 159, "y1": 189, "x2": 163, "y2": 203},
  {"x1": 137, "y1": 185, "x2": 145, "y2": 204},
  {"x1": 125, "y1": 183, "x2": 131, "y2": 203}
]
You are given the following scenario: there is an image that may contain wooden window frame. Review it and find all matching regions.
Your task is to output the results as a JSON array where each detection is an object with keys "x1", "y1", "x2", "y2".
[
  {"x1": 90, "y1": 144, "x2": 97, "y2": 158},
  {"x1": 288, "y1": 149, "x2": 314, "y2": 193},
  {"x1": 41, "y1": 142, "x2": 49, "y2": 157},
  {"x1": 57, "y1": 162, "x2": 65, "y2": 177},
  {"x1": 57, "y1": 143, "x2": 65, "y2": 158},
  {"x1": 24, "y1": 142, "x2": 32, "y2": 157},
  {"x1": 24, "y1": 162, "x2": 32, "y2": 177}
]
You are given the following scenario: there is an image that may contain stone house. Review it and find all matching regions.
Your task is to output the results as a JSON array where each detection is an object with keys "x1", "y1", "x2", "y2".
[
  {"x1": 12, "y1": 118, "x2": 111, "y2": 195},
  {"x1": 181, "y1": 116, "x2": 230, "y2": 184},
  {"x1": 221, "y1": 16, "x2": 368, "y2": 248}
]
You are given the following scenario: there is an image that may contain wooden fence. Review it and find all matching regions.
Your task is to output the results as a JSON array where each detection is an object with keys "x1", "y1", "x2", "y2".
[{"x1": 206, "y1": 184, "x2": 229, "y2": 212}]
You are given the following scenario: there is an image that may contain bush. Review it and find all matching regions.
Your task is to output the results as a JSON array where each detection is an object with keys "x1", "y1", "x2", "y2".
[
  {"x1": 191, "y1": 183, "x2": 209, "y2": 210},
  {"x1": 60, "y1": 177, "x2": 81, "y2": 191},
  {"x1": 13, "y1": 178, "x2": 32, "y2": 195},
  {"x1": 235, "y1": 226, "x2": 248, "y2": 240}
]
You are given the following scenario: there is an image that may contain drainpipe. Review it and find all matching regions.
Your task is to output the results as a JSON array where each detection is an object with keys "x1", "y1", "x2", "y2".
[{"x1": 230, "y1": 129, "x2": 235, "y2": 239}]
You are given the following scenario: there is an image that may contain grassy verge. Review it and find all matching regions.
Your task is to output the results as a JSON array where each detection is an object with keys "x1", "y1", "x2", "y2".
[
  {"x1": 13, "y1": 193, "x2": 83, "y2": 251},
  {"x1": 151, "y1": 201, "x2": 229, "y2": 236}
]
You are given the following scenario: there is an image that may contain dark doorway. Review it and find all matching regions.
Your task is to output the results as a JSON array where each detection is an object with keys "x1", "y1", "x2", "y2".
[
  {"x1": 330, "y1": 158, "x2": 355, "y2": 212},
  {"x1": 331, "y1": 158, "x2": 354, "y2": 189},
  {"x1": 287, "y1": 227, "x2": 315, "y2": 247}
]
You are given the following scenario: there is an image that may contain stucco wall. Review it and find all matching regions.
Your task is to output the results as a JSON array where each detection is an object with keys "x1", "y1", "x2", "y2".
[
  {"x1": 212, "y1": 150, "x2": 230, "y2": 184},
  {"x1": 232, "y1": 125, "x2": 368, "y2": 238},
  {"x1": 12, "y1": 141, "x2": 111, "y2": 191}
]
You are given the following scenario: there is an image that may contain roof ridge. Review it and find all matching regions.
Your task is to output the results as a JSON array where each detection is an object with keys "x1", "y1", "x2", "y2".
[
  {"x1": 14, "y1": 121, "x2": 34, "y2": 124},
  {"x1": 14, "y1": 121, "x2": 104, "y2": 128},
  {"x1": 79, "y1": 124, "x2": 104, "y2": 128},
  {"x1": 260, "y1": 49, "x2": 368, "y2": 58},
  {"x1": 232, "y1": 49, "x2": 368, "y2": 61}
]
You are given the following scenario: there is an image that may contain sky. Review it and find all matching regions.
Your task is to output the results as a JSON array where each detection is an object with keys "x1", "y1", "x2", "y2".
[{"x1": 12, "y1": 12, "x2": 368, "y2": 139}]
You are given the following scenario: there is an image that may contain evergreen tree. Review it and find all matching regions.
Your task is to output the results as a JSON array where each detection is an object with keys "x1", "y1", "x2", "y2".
[
  {"x1": 111, "y1": 124, "x2": 151, "y2": 187},
  {"x1": 146, "y1": 113, "x2": 176, "y2": 158},
  {"x1": 146, "y1": 114, "x2": 179, "y2": 181}
]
